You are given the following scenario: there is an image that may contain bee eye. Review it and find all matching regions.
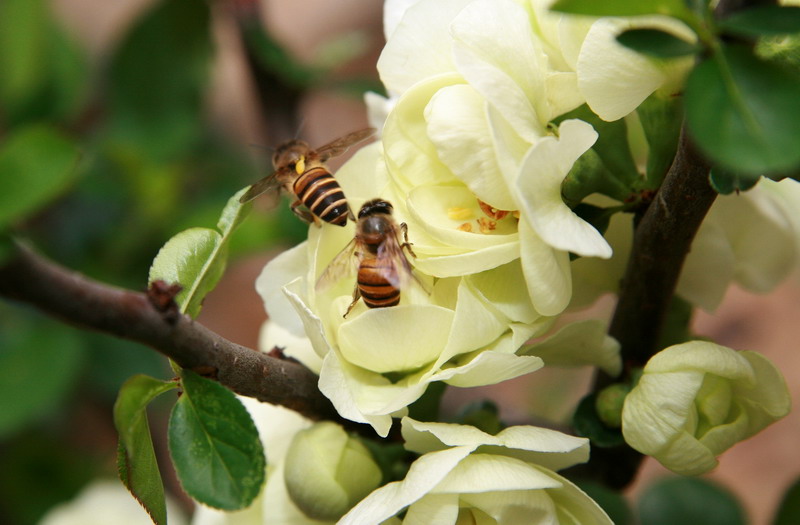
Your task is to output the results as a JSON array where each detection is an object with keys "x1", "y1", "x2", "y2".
[{"x1": 288, "y1": 162, "x2": 296, "y2": 170}]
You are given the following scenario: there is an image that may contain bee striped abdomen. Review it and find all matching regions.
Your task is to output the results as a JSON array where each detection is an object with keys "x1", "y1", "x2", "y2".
[
  {"x1": 358, "y1": 258, "x2": 400, "y2": 308},
  {"x1": 293, "y1": 166, "x2": 349, "y2": 226}
]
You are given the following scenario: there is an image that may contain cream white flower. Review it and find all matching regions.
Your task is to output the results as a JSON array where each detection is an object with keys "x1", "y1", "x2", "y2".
[
  {"x1": 39, "y1": 480, "x2": 187, "y2": 525},
  {"x1": 621, "y1": 341, "x2": 790, "y2": 476},
  {"x1": 340, "y1": 417, "x2": 612, "y2": 524}
]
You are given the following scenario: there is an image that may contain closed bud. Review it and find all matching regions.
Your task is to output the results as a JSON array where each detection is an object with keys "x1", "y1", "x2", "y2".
[
  {"x1": 595, "y1": 383, "x2": 630, "y2": 428},
  {"x1": 283, "y1": 422, "x2": 382, "y2": 521}
]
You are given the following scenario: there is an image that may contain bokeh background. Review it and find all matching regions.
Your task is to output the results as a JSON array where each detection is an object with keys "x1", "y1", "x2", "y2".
[{"x1": 0, "y1": 0, "x2": 797, "y2": 523}]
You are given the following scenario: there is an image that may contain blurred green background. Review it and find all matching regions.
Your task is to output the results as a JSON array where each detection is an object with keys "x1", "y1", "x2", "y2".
[{"x1": 0, "y1": 0, "x2": 382, "y2": 522}]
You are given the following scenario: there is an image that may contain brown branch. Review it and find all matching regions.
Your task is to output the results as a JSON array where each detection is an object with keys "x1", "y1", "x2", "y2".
[
  {"x1": 0, "y1": 242, "x2": 338, "y2": 422},
  {"x1": 609, "y1": 128, "x2": 715, "y2": 369}
]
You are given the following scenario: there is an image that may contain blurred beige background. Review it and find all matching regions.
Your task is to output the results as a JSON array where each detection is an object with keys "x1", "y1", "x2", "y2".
[{"x1": 51, "y1": 0, "x2": 800, "y2": 523}]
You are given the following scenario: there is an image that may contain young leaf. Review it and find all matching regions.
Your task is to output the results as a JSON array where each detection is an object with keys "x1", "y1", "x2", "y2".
[
  {"x1": 685, "y1": 44, "x2": 800, "y2": 176},
  {"x1": 550, "y1": 0, "x2": 688, "y2": 18},
  {"x1": 636, "y1": 95, "x2": 683, "y2": 187},
  {"x1": 616, "y1": 28, "x2": 701, "y2": 58},
  {"x1": 114, "y1": 375, "x2": 178, "y2": 525},
  {"x1": 0, "y1": 125, "x2": 80, "y2": 230},
  {"x1": 0, "y1": 0, "x2": 48, "y2": 113},
  {"x1": 719, "y1": 6, "x2": 800, "y2": 38},
  {"x1": 638, "y1": 477, "x2": 746, "y2": 525},
  {"x1": 168, "y1": 370, "x2": 265, "y2": 510},
  {"x1": 148, "y1": 188, "x2": 252, "y2": 318}
]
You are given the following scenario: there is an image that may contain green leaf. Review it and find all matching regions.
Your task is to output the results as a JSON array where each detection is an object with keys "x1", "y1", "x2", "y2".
[
  {"x1": 107, "y1": 0, "x2": 212, "y2": 161},
  {"x1": 638, "y1": 477, "x2": 746, "y2": 525},
  {"x1": 719, "y1": 6, "x2": 800, "y2": 37},
  {"x1": 557, "y1": 105, "x2": 641, "y2": 192},
  {"x1": 168, "y1": 370, "x2": 265, "y2": 510},
  {"x1": 617, "y1": 28, "x2": 701, "y2": 58},
  {"x1": 709, "y1": 168, "x2": 761, "y2": 195},
  {"x1": 0, "y1": 0, "x2": 48, "y2": 113},
  {"x1": 0, "y1": 309, "x2": 85, "y2": 437},
  {"x1": 774, "y1": 475, "x2": 800, "y2": 525},
  {"x1": 577, "y1": 481, "x2": 633, "y2": 525},
  {"x1": 685, "y1": 44, "x2": 800, "y2": 176},
  {"x1": 572, "y1": 393, "x2": 625, "y2": 448},
  {"x1": 636, "y1": 95, "x2": 683, "y2": 187},
  {"x1": 550, "y1": 0, "x2": 689, "y2": 18},
  {"x1": 149, "y1": 189, "x2": 252, "y2": 318},
  {"x1": 0, "y1": 125, "x2": 80, "y2": 230},
  {"x1": 454, "y1": 400, "x2": 503, "y2": 436},
  {"x1": 114, "y1": 375, "x2": 178, "y2": 525}
]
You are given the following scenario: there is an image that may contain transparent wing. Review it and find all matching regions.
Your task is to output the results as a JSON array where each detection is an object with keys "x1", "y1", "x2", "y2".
[
  {"x1": 375, "y1": 233, "x2": 415, "y2": 290},
  {"x1": 239, "y1": 168, "x2": 287, "y2": 203},
  {"x1": 316, "y1": 128, "x2": 376, "y2": 162},
  {"x1": 315, "y1": 238, "x2": 361, "y2": 293}
]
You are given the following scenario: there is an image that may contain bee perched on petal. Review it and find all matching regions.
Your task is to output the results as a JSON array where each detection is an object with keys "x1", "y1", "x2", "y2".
[
  {"x1": 240, "y1": 128, "x2": 375, "y2": 227},
  {"x1": 316, "y1": 199, "x2": 422, "y2": 317}
]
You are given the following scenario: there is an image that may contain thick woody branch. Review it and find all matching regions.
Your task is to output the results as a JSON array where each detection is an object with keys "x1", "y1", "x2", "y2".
[
  {"x1": 0, "y1": 242, "x2": 337, "y2": 421},
  {"x1": 609, "y1": 128, "x2": 715, "y2": 369}
]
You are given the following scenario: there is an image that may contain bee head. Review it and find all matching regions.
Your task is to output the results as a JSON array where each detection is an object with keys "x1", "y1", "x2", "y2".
[
  {"x1": 273, "y1": 140, "x2": 309, "y2": 174},
  {"x1": 359, "y1": 199, "x2": 393, "y2": 218}
]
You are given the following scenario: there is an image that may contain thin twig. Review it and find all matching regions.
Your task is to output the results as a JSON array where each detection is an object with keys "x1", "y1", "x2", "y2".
[{"x1": 0, "y1": 242, "x2": 337, "y2": 422}]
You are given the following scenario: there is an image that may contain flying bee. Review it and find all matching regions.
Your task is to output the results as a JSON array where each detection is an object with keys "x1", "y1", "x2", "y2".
[
  {"x1": 316, "y1": 199, "x2": 421, "y2": 317},
  {"x1": 239, "y1": 128, "x2": 376, "y2": 227}
]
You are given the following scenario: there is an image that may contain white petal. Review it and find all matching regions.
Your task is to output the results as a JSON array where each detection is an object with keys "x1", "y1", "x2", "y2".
[
  {"x1": 337, "y1": 305, "x2": 455, "y2": 373},
  {"x1": 339, "y1": 447, "x2": 476, "y2": 525},
  {"x1": 451, "y1": 0, "x2": 547, "y2": 140},
  {"x1": 377, "y1": 0, "x2": 472, "y2": 94},
  {"x1": 383, "y1": 0, "x2": 424, "y2": 40},
  {"x1": 255, "y1": 243, "x2": 308, "y2": 337},
  {"x1": 518, "y1": 219, "x2": 572, "y2": 316},
  {"x1": 434, "y1": 350, "x2": 544, "y2": 387},
  {"x1": 520, "y1": 319, "x2": 621, "y2": 376},
  {"x1": 467, "y1": 260, "x2": 540, "y2": 325},
  {"x1": 402, "y1": 417, "x2": 590, "y2": 471},
  {"x1": 516, "y1": 119, "x2": 611, "y2": 258},
  {"x1": 577, "y1": 17, "x2": 694, "y2": 121},
  {"x1": 424, "y1": 85, "x2": 517, "y2": 210},
  {"x1": 431, "y1": 454, "x2": 561, "y2": 493}
]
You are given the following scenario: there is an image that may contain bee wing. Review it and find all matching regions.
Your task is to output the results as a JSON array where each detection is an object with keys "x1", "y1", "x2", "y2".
[
  {"x1": 315, "y1": 238, "x2": 361, "y2": 293},
  {"x1": 375, "y1": 234, "x2": 415, "y2": 290},
  {"x1": 239, "y1": 169, "x2": 286, "y2": 204},
  {"x1": 316, "y1": 128, "x2": 376, "y2": 162}
]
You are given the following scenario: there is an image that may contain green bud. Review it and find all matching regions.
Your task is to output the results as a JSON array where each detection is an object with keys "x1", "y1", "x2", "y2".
[
  {"x1": 284, "y1": 422, "x2": 382, "y2": 521},
  {"x1": 595, "y1": 383, "x2": 631, "y2": 429}
]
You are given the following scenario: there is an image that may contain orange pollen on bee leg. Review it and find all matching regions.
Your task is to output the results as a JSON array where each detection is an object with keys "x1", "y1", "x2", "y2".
[
  {"x1": 478, "y1": 217, "x2": 497, "y2": 234},
  {"x1": 477, "y1": 199, "x2": 509, "y2": 220}
]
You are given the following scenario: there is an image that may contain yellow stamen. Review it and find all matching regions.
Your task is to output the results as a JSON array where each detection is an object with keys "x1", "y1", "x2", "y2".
[
  {"x1": 457, "y1": 222, "x2": 473, "y2": 232},
  {"x1": 447, "y1": 207, "x2": 474, "y2": 221}
]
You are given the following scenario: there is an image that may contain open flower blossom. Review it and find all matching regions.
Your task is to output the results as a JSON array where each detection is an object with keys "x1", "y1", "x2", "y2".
[
  {"x1": 257, "y1": 146, "x2": 619, "y2": 436},
  {"x1": 621, "y1": 341, "x2": 790, "y2": 476},
  {"x1": 340, "y1": 417, "x2": 613, "y2": 524}
]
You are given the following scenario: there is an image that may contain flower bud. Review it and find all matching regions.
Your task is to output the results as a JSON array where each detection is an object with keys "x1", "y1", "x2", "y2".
[
  {"x1": 283, "y1": 422, "x2": 382, "y2": 521},
  {"x1": 595, "y1": 383, "x2": 630, "y2": 429},
  {"x1": 622, "y1": 341, "x2": 790, "y2": 475}
]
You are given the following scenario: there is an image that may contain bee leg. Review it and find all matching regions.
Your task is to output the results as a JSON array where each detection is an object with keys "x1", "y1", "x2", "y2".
[
  {"x1": 399, "y1": 222, "x2": 417, "y2": 258},
  {"x1": 344, "y1": 285, "x2": 361, "y2": 318},
  {"x1": 290, "y1": 200, "x2": 320, "y2": 226}
]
